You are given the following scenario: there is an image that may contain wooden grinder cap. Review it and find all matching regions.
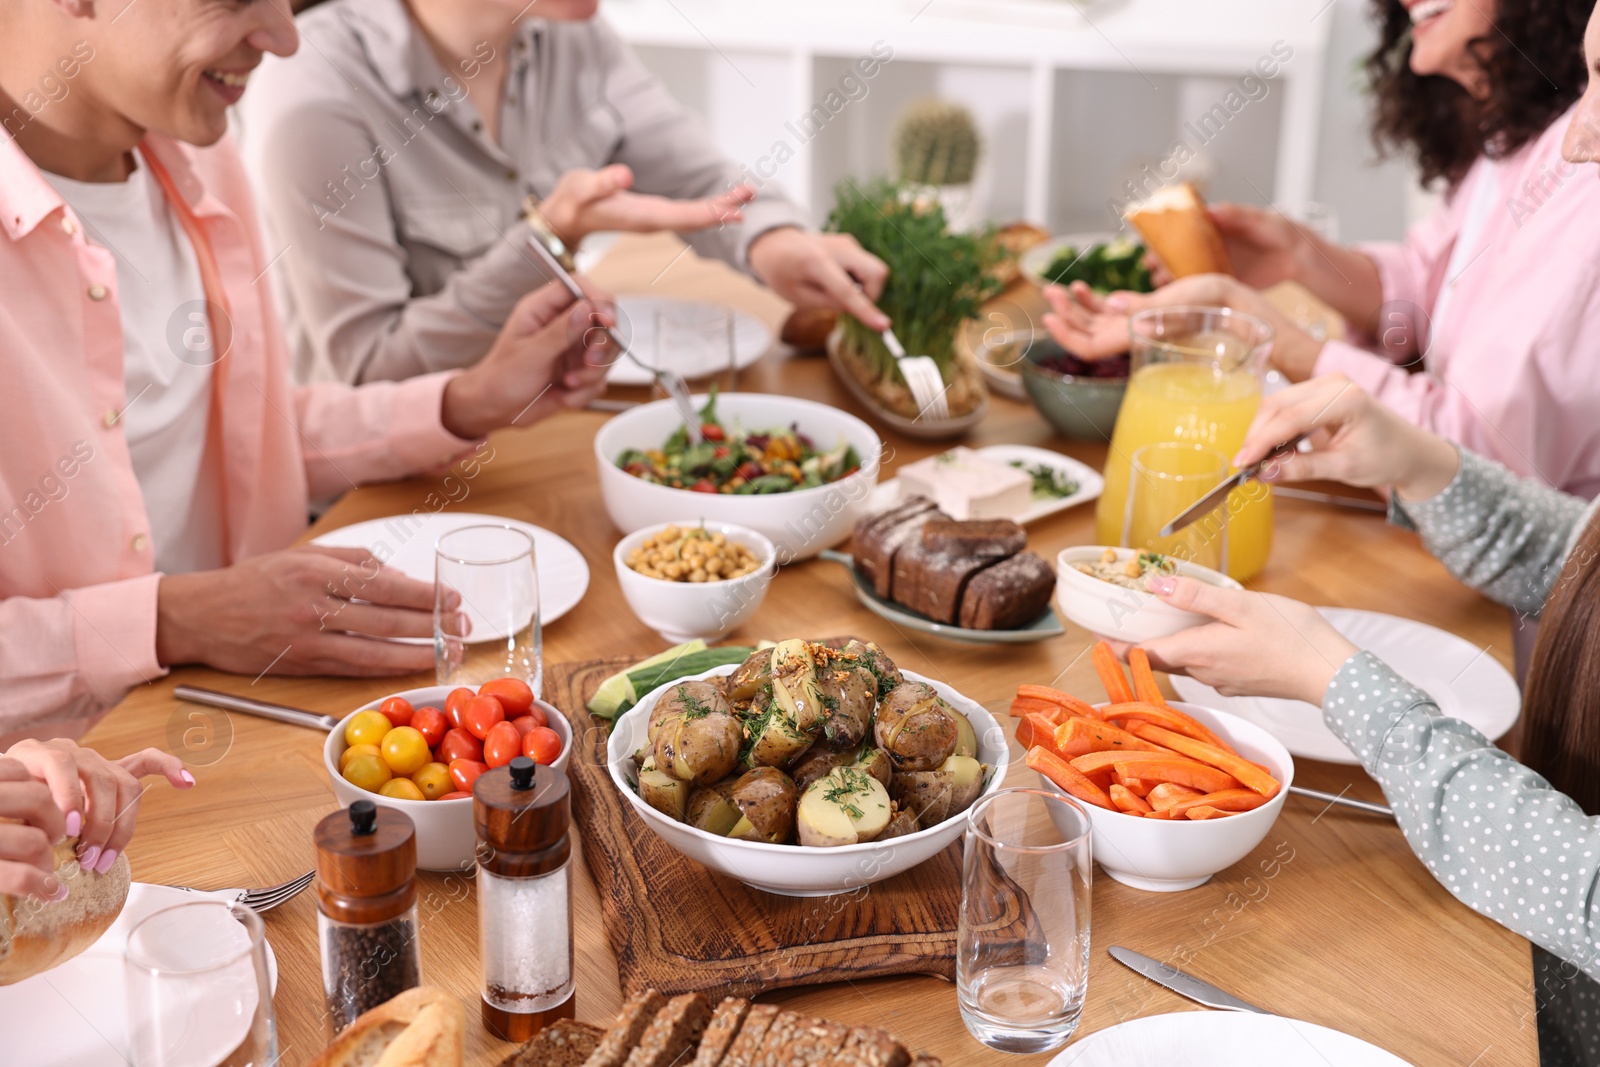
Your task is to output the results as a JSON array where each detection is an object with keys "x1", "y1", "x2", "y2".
[
  {"x1": 473, "y1": 757, "x2": 571, "y2": 877},
  {"x1": 314, "y1": 800, "x2": 418, "y2": 925}
]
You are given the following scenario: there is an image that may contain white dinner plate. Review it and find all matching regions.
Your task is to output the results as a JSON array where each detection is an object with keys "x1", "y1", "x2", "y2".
[
  {"x1": 0, "y1": 883, "x2": 279, "y2": 1067},
  {"x1": 1171, "y1": 607, "x2": 1521, "y2": 765},
  {"x1": 1051, "y1": 1011, "x2": 1415, "y2": 1065},
  {"x1": 311, "y1": 513, "x2": 590, "y2": 642},
  {"x1": 870, "y1": 444, "x2": 1103, "y2": 525},
  {"x1": 605, "y1": 296, "x2": 773, "y2": 385}
]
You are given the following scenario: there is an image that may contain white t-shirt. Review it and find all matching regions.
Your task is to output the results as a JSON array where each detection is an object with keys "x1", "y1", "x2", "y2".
[{"x1": 43, "y1": 159, "x2": 226, "y2": 575}]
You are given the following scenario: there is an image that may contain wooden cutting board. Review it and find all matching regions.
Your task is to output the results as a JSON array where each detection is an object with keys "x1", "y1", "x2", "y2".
[{"x1": 548, "y1": 655, "x2": 967, "y2": 998}]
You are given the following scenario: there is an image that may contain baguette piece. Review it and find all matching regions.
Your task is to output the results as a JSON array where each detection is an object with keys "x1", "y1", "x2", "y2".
[
  {"x1": 692, "y1": 998, "x2": 752, "y2": 1067},
  {"x1": 956, "y1": 551, "x2": 1055, "y2": 630},
  {"x1": 585, "y1": 989, "x2": 668, "y2": 1067},
  {"x1": 920, "y1": 518, "x2": 1025, "y2": 559},
  {"x1": 816, "y1": 1027, "x2": 909, "y2": 1067},
  {"x1": 307, "y1": 986, "x2": 465, "y2": 1067},
  {"x1": 623, "y1": 992, "x2": 712, "y2": 1067},
  {"x1": 0, "y1": 836, "x2": 130, "y2": 985},
  {"x1": 719, "y1": 1003, "x2": 780, "y2": 1067},
  {"x1": 498, "y1": 1020, "x2": 606, "y2": 1067},
  {"x1": 1123, "y1": 181, "x2": 1233, "y2": 279}
]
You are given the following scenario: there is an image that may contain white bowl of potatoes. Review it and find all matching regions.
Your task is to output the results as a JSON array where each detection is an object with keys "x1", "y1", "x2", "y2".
[{"x1": 606, "y1": 639, "x2": 1010, "y2": 897}]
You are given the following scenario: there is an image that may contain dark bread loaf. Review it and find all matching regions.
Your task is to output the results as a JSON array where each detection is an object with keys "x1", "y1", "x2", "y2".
[
  {"x1": 957, "y1": 551, "x2": 1055, "y2": 630},
  {"x1": 719, "y1": 1003, "x2": 781, "y2": 1067},
  {"x1": 856, "y1": 500, "x2": 944, "y2": 599},
  {"x1": 691, "y1": 998, "x2": 751, "y2": 1067},
  {"x1": 819, "y1": 1029, "x2": 911, "y2": 1067},
  {"x1": 584, "y1": 989, "x2": 667, "y2": 1067},
  {"x1": 891, "y1": 538, "x2": 998, "y2": 624},
  {"x1": 623, "y1": 992, "x2": 712, "y2": 1067},
  {"x1": 499, "y1": 1020, "x2": 606, "y2": 1067},
  {"x1": 920, "y1": 518, "x2": 1025, "y2": 559}
]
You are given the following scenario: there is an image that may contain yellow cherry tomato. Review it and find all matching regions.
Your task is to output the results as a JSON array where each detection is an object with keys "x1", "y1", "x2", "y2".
[
  {"x1": 412, "y1": 762, "x2": 452, "y2": 801},
  {"x1": 342, "y1": 753, "x2": 392, "y2": 793},
  {"x1": 380, "y1": 726, "x2": 430, "y2": 776},
  {"x1": 379, "y1": 778, "x2": 426, "y2": 802},
  {"x1": 339, "y1": 743, "x2": 381, "y2": 772},
  {"x1": 344, "y1": 710, "x2": 393, "y2": 749}
]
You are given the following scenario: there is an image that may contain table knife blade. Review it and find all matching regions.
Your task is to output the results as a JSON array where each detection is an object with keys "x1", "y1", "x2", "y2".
[{"x1": 1108, "y1": 945, "x2": 1272, "y2": 1014}]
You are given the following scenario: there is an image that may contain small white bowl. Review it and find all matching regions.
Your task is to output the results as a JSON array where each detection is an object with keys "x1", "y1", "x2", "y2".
[
  {"x1": 1035, "y1": 701, "x2": 1293, "y2": 892},
  {"x1": 1055, "y1": 546, "x2": 1242, "y2": 644},
  {"x1": 607, "y1": 665, "x2": 1011, "y2": 897},
  {"x1": 613, "y1": 522, "x2": 776, "y2": 644},
  {"x1": 594, "y1": 393, "x2": 882, "y2": 562},
  {"x1": 323, "y1": 684, "x2": 573, "y2": 872}
]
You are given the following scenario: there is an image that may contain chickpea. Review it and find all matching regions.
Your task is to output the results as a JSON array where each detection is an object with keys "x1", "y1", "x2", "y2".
[{"x1": 627, "y1": 527, "x2": 764, "y2": 583}]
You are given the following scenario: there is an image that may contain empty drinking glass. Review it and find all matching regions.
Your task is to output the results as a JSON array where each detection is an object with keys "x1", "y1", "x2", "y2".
[
  {"x1": 1123, "y1": 442, "x2": 1230, "y2": 572},
  {"x1": 958, "y1": 787, "x2": 1093, "y2": 1053},
  {"x1": 435, "y1": 524, "x2": 542, "y2": 696},
  {"x1": 656, "y1": 302, "x2": 736, "y2": 390},
  {"x1": 125, "y1": 901, "x2": 277, "y2": 1067}
]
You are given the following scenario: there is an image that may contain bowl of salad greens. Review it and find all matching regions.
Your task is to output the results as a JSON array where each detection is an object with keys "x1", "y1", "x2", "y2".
[
  {"x1": 1021, "y1": 233, "x2": 1155, "y2": 294},
  {"x1": 596, "y1": 391, "x2": 882, "y2": 562}
]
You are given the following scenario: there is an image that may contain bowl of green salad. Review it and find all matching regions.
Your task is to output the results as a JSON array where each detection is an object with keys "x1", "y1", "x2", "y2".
[
  {"x1": 1020, "y1": 233, "x2": 1155, "y2": 293},
  {"x1": 596, "y1": 391, "x2": 882, "y2": 562}
]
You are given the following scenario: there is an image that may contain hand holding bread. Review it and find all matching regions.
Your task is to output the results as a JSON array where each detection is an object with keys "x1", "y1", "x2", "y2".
[{"x1": 307, "y1": 986, "x2": 466, "y2": 1067}]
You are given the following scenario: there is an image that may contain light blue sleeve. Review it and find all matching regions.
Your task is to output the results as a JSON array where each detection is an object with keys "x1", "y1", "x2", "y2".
[{"x1": 1323, "y1": 651, "x2": 1600, "y2": 981}]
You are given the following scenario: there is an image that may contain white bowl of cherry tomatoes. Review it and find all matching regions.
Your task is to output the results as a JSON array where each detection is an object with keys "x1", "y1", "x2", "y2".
[{"x1": 322, "y1": 678, "x2": 571, "y2": 871}]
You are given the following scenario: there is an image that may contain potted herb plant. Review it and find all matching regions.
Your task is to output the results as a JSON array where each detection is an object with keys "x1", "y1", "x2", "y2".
[{"x1": 825, "y1": 178, "x2": 1003, "y2": 438}]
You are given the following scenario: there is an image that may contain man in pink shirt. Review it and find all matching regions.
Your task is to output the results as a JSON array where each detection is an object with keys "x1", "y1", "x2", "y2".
[{"x1": 0, "y1": 0, "x2": 612, "y2": 743}]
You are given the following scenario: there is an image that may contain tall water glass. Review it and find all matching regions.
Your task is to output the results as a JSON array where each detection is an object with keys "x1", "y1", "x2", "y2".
[
  {"x1": 125, "y1": 901, "x2": 276, "y2": 1067},
  {"x1": 958, "y1": 787, "x2": 1093, "y2": 1053},
  {"x1": 1123, "y1": 442, "x2": 1230, "y2": 572},
  {"x1": 657, "y1": 303, "x2": 736, "y2": 390},
  {"x1": 435, "y1": 524, "x2": 542, "y2": 696}
]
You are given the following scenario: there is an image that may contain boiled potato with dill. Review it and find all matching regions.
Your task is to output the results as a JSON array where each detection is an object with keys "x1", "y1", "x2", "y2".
[
  {"x1": 890, "y1": 754, "x2": 984, "y2": 829},
  {"x1": 627, "y1": 525, "x2": 762, "y2": 583},
  {"x1": 840, "y1": 639, "x2": 902, "y2": 696},
  {"x1": 726, "y1": 647, "x2": 773, "y2": 703},
  {"x1": 815, "y1": 662, "x2": 876, "y2": 749},
  {"x1": 852, "y1": 746, "x2": 894, "y2": 788},
  {"x1": 789, "y1": 747, "x2": 851, "y2": 793},
  {"x1": 797, "y1": 766, "x2": 892, "y2": 847},
  {"x1": 769, "y1": 639, "x2": 828, "y2": 733},
  {"x1": 653, "y1": 681, "x2": 742, "y2": 785},
  {"x1": 741, "y1": 689, "x2": 813, "y2": 769},
  {"x1": 638, "y1": 756, "x2": 691, "y2": 821},
  {"x1": 726, "y1": 767, "x2": 799, "y2": 843},
  {"x1": 686, "y1": 779, "x2": 742, "y2": 835},
  {"x1": 875, "y1": 682, "x2": 960, "y2": 772}
]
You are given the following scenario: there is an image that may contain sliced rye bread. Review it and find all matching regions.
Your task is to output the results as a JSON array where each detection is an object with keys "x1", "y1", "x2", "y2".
[
  {"x1": 815, "y1": 1027, "x2": 909, "y2": 1067},
  {"x1": 498, "y1": 1020, "x2": 607, "y2": 1067},
  {"x1": 920, "y1": 518, "x2": 1025, "y2": 559},
  {"x1": 584, "y1": 989, "x2": 668, "y2": 1067},
  {"x1": 750, "y1": 1010, "x2": 808, "y2": 1067},
  {"x1": 957, "y1": 550, "x2": 1056, "y2": 630},
  {"x1": 719, "y1": 1003, "x2": 781, "y2": 1067},
  {"x1": 856, "y1": 500, "x2": 944, "y2": 598},
  {"x1": 691, "y1": 998, "x2": 752, "y2": 1067},
  {"x1": 891, "y1": 538, "x2": 1000, "y2": 624},
  {"x1": 784, "y1": 1019, "x2": 851, "y2": 1065}
]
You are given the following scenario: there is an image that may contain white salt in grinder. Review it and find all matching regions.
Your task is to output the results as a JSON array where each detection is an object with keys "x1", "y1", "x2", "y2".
[{"x1": 473, "y1": 755, "x2": 576, "y2": 1041}]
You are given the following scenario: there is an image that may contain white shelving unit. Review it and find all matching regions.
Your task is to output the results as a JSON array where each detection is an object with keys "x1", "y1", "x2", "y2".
[{"x1": 608, "y1": 0, "x2": 1333, "y2": 232}]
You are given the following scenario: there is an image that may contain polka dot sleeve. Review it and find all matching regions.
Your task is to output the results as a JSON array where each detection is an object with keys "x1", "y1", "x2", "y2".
[
  {"x1": 1388, "y1": 449, "x2": 1594, "y2": 617},
  {"x1": 1324, "y1": 651, "x2": 1600, "y2": 981}
]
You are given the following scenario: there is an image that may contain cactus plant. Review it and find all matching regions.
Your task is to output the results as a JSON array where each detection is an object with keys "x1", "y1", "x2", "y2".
[{"x1": 894, "y1": 98, "x2": 981, "y2": 187}]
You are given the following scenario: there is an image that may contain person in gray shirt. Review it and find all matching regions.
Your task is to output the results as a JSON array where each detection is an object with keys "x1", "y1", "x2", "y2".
[
  {"x1": 242, "y1": 0, "x2": 890, "y2": 384},
  {"x1": 1104, "y1": 372, "x2": 1600, "y2": 982}
]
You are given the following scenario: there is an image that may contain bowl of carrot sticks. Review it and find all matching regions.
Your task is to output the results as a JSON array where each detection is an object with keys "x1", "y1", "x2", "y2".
[{"x1": 1013, "y1": 642, "x2": 1293, "y2": 891}]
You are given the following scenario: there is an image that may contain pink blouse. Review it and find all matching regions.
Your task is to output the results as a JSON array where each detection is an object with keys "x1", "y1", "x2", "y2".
[{"x1": 1314, "y1": 103, "x2": 1600, "y2": 500}]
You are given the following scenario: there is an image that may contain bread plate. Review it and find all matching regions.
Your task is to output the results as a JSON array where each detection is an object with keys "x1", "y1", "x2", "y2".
[
  {"x1": 819, "y1": 550, "x2": 1063, "y2": 644},
  {"x1": 869, "y1": 444, "x2": 1102, "y2": 527}
]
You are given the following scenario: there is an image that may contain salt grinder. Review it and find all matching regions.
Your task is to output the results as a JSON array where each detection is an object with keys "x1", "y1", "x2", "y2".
[
  {"x1": 473, "y1": 755, "x2": 576, "y2": 1041},
  {"x1": 313, "y1": 799, "x2": 422, "y2": 1033}
]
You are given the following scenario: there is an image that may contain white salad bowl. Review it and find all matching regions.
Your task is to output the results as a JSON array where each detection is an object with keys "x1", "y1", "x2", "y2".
[
  {"x1": 1035, "y1": 701, "x2": 1293, "y2": 892},
  {"x1": 613, "y1": 521, "x2": 776, "y2": 644},
  {"x1": 607, "y1": 665, "x2": 1010, "y2": 897},
  {"x1": 323, "y1": 684, "x2": 572, "y2": 872},
  {"x1": 593, "y1": 393, "x2": 882, "y2": 562},
  {"x1": 1055, "y1": 545, "x2": 1242, "y2": 644}
]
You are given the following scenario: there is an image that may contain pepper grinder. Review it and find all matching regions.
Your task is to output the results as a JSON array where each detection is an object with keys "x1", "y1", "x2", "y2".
[
  {"x1": 473, "y1": 755, "x2": 576, "y2": 1041},
  {"x1": 314, "y1": 799, "x2": 422, "y2": 1034}
]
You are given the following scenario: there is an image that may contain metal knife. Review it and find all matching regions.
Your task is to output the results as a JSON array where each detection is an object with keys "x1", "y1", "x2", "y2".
[
  {"x1": 1108, "y1": 945, "x2": 1272, "y2": 1014},
  {"x1": 1158, "y1": 434, "x2": 1307, "y2": 537},
  {"x1": 174, "y1": 685, "x2": 340, "y2": 732}
]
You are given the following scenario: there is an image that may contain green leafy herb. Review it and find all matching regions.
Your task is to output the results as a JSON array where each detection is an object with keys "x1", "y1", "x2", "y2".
[
  {"x1": 823, "y1": 768, "x2": 875, "y2": 820},
  {"x1": 1043, "y1": 238, "x2": 1153, "y2": 294},
  {"x1": 1009, "y1": 460, "x2": 1080, "y2": 500},
  {"x1": 1136, "y1": 551, "x2": 1177, "y2": 576},
  {"x1": 676, "y1": 687, "x2": 714, "y2": 720}
]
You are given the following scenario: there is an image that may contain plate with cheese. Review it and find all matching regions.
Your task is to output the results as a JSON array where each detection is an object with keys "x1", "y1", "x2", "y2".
[{"x1": 869, "y1": 444, "x2": 1102, "y2": 525}]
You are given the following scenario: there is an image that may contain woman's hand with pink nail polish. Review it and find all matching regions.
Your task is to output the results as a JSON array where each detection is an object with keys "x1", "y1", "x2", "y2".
[{"x1": 0, "y1": 757, "x2": 66, "y2": 900}]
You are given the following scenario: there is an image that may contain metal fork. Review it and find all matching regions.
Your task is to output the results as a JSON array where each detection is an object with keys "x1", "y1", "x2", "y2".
[
  {"x1": 171, "y1": 870, "x2": 315, "y2": 913},
  {"x1": 881, "y1": 326, "x2": 949, "y2": 420}
]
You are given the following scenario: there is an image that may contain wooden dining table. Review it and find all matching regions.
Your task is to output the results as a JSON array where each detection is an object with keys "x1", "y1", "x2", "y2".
[{"x1": 86, "y1": 233, "x2": 1537, "y2": 1067}]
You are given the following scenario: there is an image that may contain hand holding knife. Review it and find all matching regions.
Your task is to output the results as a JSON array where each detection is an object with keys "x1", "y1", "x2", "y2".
[{"x1": 1158, "y1": 434, "x2": 1307, "y2": 538}]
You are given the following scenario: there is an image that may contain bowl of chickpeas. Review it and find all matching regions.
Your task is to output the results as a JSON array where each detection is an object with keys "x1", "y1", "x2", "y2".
[{"x1": 613, "y1": 521, "x2": 777, "y2": 643}]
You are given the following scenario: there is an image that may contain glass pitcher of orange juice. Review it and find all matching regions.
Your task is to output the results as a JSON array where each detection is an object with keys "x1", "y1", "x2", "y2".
[{"x1": 1094, "y1": 306, "x2": 1275, "y2": 580}]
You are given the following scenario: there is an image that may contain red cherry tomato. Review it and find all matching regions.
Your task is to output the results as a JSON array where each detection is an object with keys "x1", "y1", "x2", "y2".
[
  {"x1": 447, "y1": 759, "x2": 489, "y2": 794},
  {"x1": 689, "y1": 479, "x2": 716, "y2": 493},
  {"x1": 444, "y1": 687, "x2": 475, "y2": 729},
  {"x1": 411, "y1": 707, "x2": 448, "y2": 749},
  {"x1": 378, "y1": 696, "x2": 414, "y2": 728},
  {"x1": 700, "y1": 423, "x2": 725, "y2": 441},
  {"x1": 483, "y1": 721, "x2": 522, "y2": 769},
  {"x1": 463, "y1": 695, "x2": 506, "y2": 740},
  {"x1": 478, "y1": 678, "x2": 534, "y2": 717},
  {"x1": 438, "y1": 791, "x2": 472, "y2": 801},
  {"x1": 436, "y1": 727, "x2": 484, "y2": 765},
  {"x1": 522, "y1": 726, "x2": 562, "y2": 765},
  {"x1": 508, "y1": 711, "x2": 548, "y2": 739}
]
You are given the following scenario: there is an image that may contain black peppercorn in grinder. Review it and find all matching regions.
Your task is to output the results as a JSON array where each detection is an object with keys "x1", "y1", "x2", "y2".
[{"x1": 313, "y1": 799, "x2": 423, "y2": 1034}]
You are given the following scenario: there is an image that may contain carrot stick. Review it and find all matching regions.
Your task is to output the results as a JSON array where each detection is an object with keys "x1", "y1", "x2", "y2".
[
  {"x1": 1146, "y1": 782, "x2": 1204, "y2": 811},
  {"x1": 1069, "y1": 750, "x2": 1195, "y2": 776},
  {"x1": 1055, "y1": 717, "x2": 1165, "y2": 758},
  {"x1": 1113, "y1": 759, "x2": 1237, "y2": 795},
  {"x1": 1017, "y1": 713, "x2": 1071, "y2": 759},
  {"x1": 1185, "y1": 806, "x2": 1233, "y2": 820},
  {"x1": 1144, "y1": 808, "x2": 1179, "y2": 820},
  {"x1": 1109, "y1": 784, "x2": 1154, "y2": 815},
  {"x1": 1026, "y1": 746, "x2": 1116, "y2": 810},
  {"x1": 1123, "y1": 722, "x2": 1281, "y2": 799},
  {"x1": 1009, "y1": 696, "x2": 1073, "y2": 720},
  {"x1": 1092, "y1": 642, "x2": 1135, "y2": 705},
  {"x1": 1015, "y1": 685, "x2": 1103, "y2": 720},
  {"x1": 1127, "y1": 647, "x2": 1167, "y2": 707},
  {"x1": 1099, "y1": 702, "x2": 1227, "y2": 749},
  {"x1": 1162, "y1": 788, "x2": 1270, "y2": 818},
  {"x1": 1114, "y1": 774, "x2": 1153, "y2": 797}
]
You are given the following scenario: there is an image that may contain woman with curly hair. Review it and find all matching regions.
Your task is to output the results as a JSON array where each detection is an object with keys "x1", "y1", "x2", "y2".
[{"x1": 1046, "y1": 0, "x2": 1600, "y2": 499}]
